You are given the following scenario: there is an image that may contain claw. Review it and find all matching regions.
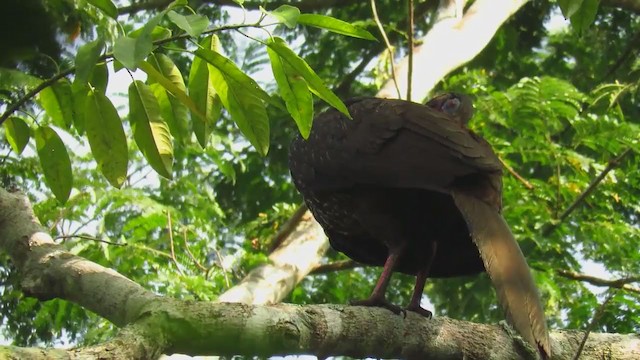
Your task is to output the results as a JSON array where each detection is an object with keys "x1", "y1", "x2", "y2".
[
  {"x1": 351, "y1": 297, "x2": 405, "y2": 316},
  {"x1": 405, "y1": 304, "x2": 433, "y2": 318}
]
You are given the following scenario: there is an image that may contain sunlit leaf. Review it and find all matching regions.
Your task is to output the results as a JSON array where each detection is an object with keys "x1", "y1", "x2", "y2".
[
  {"x1": 267, "y1": 45, "x2": 313, "y2": 138},
  {"x1": 194, "y1": 39, "x2": 271, "y2": 155},
  {"x1": 84, "y1": 89, "x2": 128, "y2": 188},
  {"x1": 90, "y1": 62, "x2": 109, "y2": 94},
  {"x1": 0, "y1": 68, "x2": 41, "y2": 91},
  {"x1": 265, "y1": 37, "x2": 350, "y2": 118},
  {"x1": 208, "y1": 63, "x2": 270, "y2": 155},
  {"x1": 140, "y1": 56, "x2": 202, "y2": 133},
  {"x1": 114, "y1": 12, "x2": 165, "y2": 69},
  {"x1": 129, "y1": 26, "x2": 173, "y2": 42},
  {"x1": 569, "y1": 0, "x2": 600, "y2": 34},
  {"x1": 187, "y1": 35, "x2": 222, "y2": 147},
  {"x1": 74, "y1": 39, "x2": 104, "y2": 87},
  {"x1": 38, "y1": 79, "x2": 75, "y2": 129},
  {"x1": 298, "y1": 14, "x2": 376, "y2": 40},
  {"x1": 167, "y1": 10, "x2": 209, "y2": 37},
  {"x1": 128, "y1": 80, "x2": 173, "y2": 178},
  {"x1": 268, "y1": 5, "x2": 300, "y2": 28},
  {"x1": 87, "y1": 0, "x2": 118, "y2": 19},
  {"x1": 34, "y1": 126, "x2": 72, "y2": 203},
  {"x1": 3, "y1": 117, "x2": 30, "y2": 154},
  {"x1": 194, "y1": 46, "x2": 281, "y2": 109},
  {"x1": 558, "y1": 0, "x2": 584, "y2": 19},
  {"x1": 150, "y1": 83, "x2": 189, "y2": 141}
]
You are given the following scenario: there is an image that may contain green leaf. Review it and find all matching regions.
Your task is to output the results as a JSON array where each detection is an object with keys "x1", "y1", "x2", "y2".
[
  {"x1": 129, "y1": 26, "x2": 173, "y2": 42},
  {"x1": 208, "y1": 63, "x2": 270, "y2": 155},
  {"x1": 34, "y1": 126, "x2": 72, "y2": 203},
  {"x1": 194, "y1": 37, "x2": 271, "y2": 155},
  {"x1": 266, "y1": 37, "x2": 350, "y2": 119},
  {"x1": 298, "y1": 14, "x2": 376, "y2": 41},
  {"x1": 74, "y1": 39, "x2": 104, "y2": 87},
  {"x1": 168, "y1": 0, "x2": 188, "y2": 8},
  {"x1": 569, "y1": 0, "x2": 599, "y2": 34},
  {"x1": 113, "y1": 36, "x2": 151, "y2": 70},
  {"x1": 0, "y1": 68, "x2": 41, "y2": 91},
  {"x1": 194, "y1": 46, "x2": 280, "y2": 109},
  {"x1": 140, "y1": 56, "x2": 202, "y2": 117},
  {"x1": 87, "y1": 0, "x2": 118, "y2": 19},
  {"x1": 210, "y1": 150, "x2": 236, "y2": 183},
  {"x1": 167, "y1": 10, "x2": 209, "y2": 37},
  {"x1": 114, "y1": 12, "x2": 165, "y2": 69},
  {"x1": 558, "y1": 0, "x2": 584, "y2": 19},
  {"x1": 38, "y1": 79, "x2": 75, "y2": 129},
  {"x1": 188, "y1": 36, "x2": 222, "y2": 147},
  {"x1": 90, "y1": 62, "x2": 109, "y2": 94},
  {"x1": 267, "y1": 46, "x2": 313, "y2": 138},
  {"x1": 84, "y1": 89, "x2": 128, "y2": 188},
  {"x1": 128, "y1": 80, "x2": 173, "y2": 178},
  {"x1": 150, "y1": 83, "x2": 189, "y2": 141},
  {"x1": 268, "y1": 5, "x2": 300, "y2": 28},
  {"x1": 3, "y1": 117, "x2": 31, "y2": 154},
  {"x1": 144, "y1": 53, "x2": 190, "y2": 140}
]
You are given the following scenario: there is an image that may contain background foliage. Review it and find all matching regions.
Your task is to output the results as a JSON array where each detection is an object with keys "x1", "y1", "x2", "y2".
[{"x1": 0, "y1": 0, "x2": 639, "y2": 351}]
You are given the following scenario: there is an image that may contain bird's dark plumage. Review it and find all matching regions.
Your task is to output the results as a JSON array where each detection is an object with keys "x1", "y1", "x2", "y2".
[{"x1": 289, "y1": 95, "x2": 550, "y2": 358}]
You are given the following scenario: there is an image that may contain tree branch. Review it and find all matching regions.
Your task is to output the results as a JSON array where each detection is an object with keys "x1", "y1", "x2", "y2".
[
  {"x1": 378, "y1": 0, "x2": 530, "y2": 101},
  {"x1": 542, "y1": 148, "x2": 633, "y2": 236},
  {"x1": 118, "y1": 0, "x2": 350, "y2": 16},
  {"x1": 0, "y1": 22, "x2": 265, "y2": 126},
  {"x1": 554, "y1": 270, "x2": 640, "y2": 294}
]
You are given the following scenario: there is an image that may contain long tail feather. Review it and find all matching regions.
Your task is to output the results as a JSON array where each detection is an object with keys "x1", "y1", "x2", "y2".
[{"x1": 452, "y1": 191, "x2": 551, "y2": 358}]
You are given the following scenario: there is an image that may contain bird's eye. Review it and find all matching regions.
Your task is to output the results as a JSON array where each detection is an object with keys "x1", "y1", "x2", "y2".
[{"x1": 441, "y1": 98, "x2": 461, "y2": 116}]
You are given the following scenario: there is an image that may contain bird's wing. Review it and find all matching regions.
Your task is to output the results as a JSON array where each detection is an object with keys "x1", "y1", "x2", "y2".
[
  {"x1": 452, "y1": 190, "x2": 551, "y2": 358},
  {"x1": 300, "y1": 97, "x2": 502, "y2": 191}
]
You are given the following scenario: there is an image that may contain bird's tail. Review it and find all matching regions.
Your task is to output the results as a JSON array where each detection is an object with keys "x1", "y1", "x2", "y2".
[{"x1": 452, "y1": 190, "x2": 551, "y2": 359}]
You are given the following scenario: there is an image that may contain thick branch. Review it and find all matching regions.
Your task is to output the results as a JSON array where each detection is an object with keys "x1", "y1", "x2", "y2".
[
  {"x1": 378, "y1": 0, "x2": 530, "y2": 101},
  {"x1": 216, "y1": 209, "x2": 328, "y2": 304},
  {"x1": 1, "y1": 301, "x2": 639, "y2": 359},
  {"x1": 0, "y1": 188, "x2": 157, "y2": 326},
  {"x1": 2, "y1": 190, "x2": 640, "y2": 358}
]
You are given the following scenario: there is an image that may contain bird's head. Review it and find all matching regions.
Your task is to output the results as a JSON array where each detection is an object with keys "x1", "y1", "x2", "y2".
[{"x1": 425, "y1": 93, "x2": 474, "y2": 125}]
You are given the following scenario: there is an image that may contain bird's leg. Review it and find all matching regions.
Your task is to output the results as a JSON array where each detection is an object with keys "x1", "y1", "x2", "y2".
[
  {"x1": 405, "y1": 241, "x2": 438, "y2": 318},
  {"x1": 351, "y1": 246, "x2": 404, "y2": 315}
]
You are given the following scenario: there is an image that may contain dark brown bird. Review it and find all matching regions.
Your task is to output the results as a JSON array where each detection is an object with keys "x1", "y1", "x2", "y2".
[{"x1": 289, "y1": 94, "x2": 550, "y2": 357}]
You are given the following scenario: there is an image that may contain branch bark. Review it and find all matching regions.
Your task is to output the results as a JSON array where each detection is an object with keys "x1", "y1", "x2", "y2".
[
  {"x1": 378, "y1": 0, "x2": 530, "y2": 101},
  {"x1": 1, "y1": 187, "x2": 639, "y2": 359}
]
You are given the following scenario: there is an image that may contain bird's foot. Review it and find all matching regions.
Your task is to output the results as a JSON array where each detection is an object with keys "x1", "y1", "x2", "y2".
[
  {"x1": 405, "y1": 304, "x2": 433, "y2": 318},
  {"x1": 350, "y1": 297, "x2": 405, "y2": 317}
]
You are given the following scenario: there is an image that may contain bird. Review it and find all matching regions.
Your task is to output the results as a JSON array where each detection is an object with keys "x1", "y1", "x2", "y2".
[{"x1": 288, "y1": 93, "x2": 551, "y2": 358}]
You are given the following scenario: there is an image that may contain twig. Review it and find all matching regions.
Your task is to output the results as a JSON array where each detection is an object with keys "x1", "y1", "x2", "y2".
[
  {"x1": 407, "y1": 0, "x2": 414, "y2": 102},
  {"x1": 371, "y1": 0, "x2": 401, "y2": 99},
  {"x1": 554, "y1": 269, "x2": 640, "y2": 294},
  {"x1": 213, "y1": 247, "x2": 231, "y2": 287},
  {"x1": 183, "y1": 229, "x2": 207, "y2": 272},
  {"x1": 542, "y1": 148, "x2": 633, "y2": 236},
  {"x1": 599, "y1": 28, "x2": 640, "y2": 83},
  {"x1": 573, "y1": 290, "x2": 617, "y2": 360},
  {"x1": 167, "y1": 211, "x2": 185, "y2": 276},
  {"x1": 0, "y1": 22, "x2": 264, "y2": 126},
  {"x1": 54, "y1": 234, "x2": 126, "y2": 246},
  {"x1": 498, "y1": 155, "x2": 534, "y2": 190}
]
